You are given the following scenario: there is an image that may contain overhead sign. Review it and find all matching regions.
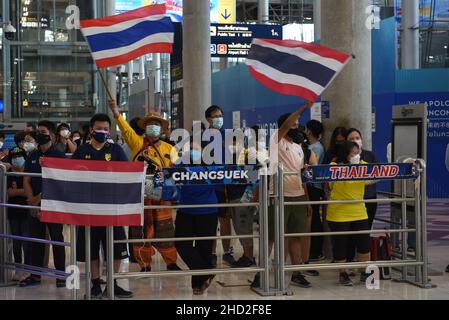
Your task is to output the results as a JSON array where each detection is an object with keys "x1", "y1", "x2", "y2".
[
  {"x1": 304, "y1": 163, "x2": 418, "y2": 183},
  {"x1": 210, "y1": 23, "x2": 283, "y2": 57},
  {"x1": 218, "y1": 0, "x2": 236, "y2": 24}
]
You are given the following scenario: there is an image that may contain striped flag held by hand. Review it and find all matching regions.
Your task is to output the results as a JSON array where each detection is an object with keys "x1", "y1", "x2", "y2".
[
  {"x1": 246, "y1": 39, "x2": 352, "y2": 101},
  {"x1": 40, "y1": 158, "x2": 145, "y2": 227},
  {"x1": 80, "y1": 4, "x2": 173, "y2": 68}
]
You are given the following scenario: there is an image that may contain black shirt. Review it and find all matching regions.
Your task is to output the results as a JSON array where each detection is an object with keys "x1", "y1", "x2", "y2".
[
  {"x1": 7, "y1": 175, "x2": 27, "y2": 220},
  {"x1": 71, "y1": 142, "x2": 128, "y2": 162},
  {"x1": 24, "y1": 145, "x2": 66, "y2": 196},
  {"x1": 361, "y1": 149, "x2": 379, "y2": 199}
]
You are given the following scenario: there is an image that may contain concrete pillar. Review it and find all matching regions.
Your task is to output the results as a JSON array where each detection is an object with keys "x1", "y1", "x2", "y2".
[
  {"x1": 107, "y1": 0, "x2": 117, "y2": 135},
  {"x1": 321, "y1": 0, "x2": 372, "y2": 149},
  {"x1": 401, "y1": 0, "x2": 420, "y2": 69},
  {"x1": 151, "y1": 53, "x2": 161, "y2": 93},
  {"x1": 313, "y1": 0, "x2": 321, "y2": 40},
  {"x1": 128, "y1": 61, "x2": 134, "y2": 84},
  {"x1": 2, "y1": 0, "x2": 11, "y2": 122},
  {"x1": 258, "y1": 0, "x2": 269, "y2": 23},
  {"x1": 183, "y1": 0, "x2": 211, "y2": 129},
  {"x1": 139, "y1": 56, "x2": 145, "y2": 80}
]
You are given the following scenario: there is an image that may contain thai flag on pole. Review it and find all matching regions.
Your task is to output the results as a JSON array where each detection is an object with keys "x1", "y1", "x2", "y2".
[
  {"x1": 40, "y1": 158, "x2": 145, "y2": 227},
  {"x1": 80, "y1": 4, "x2": 174, "y2": 68},
  {"x1": 246, "y1": 39, "x2": 352, "y2": 102}
]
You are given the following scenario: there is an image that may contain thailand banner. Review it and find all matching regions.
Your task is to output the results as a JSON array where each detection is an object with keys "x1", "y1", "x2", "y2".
[{"x1": 304, "y1": 163, "x2": 418, "y2": 183}]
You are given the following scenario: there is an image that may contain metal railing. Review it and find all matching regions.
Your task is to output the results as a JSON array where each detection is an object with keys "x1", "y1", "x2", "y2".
[{"x1": 0, "y1": 158, "x2": 434, "y2": 301}]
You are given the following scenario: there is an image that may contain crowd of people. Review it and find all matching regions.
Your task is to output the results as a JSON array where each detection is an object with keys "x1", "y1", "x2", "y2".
[{"x1": 2, "y1": 100, "x2": 439, "y2": 299}]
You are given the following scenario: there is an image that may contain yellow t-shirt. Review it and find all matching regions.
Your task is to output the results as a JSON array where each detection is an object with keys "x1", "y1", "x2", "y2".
[
  {"x1": 326, "y1": 161, "x2": 368, "y2": 222},
  {"x1": 116, "y1": 114, "x2": 176, "y2": 169}
]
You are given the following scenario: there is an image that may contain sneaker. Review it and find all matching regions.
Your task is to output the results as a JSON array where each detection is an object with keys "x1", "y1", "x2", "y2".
[
  {"x1": 250, "y1": 273, "x2": 261, "y2": 289},
  {"x1": 103, "y1": 282, "x2": 133, "y2": 299},
  {"x1": 309, "y1": 254, "x2": 326, "y2": 262},
  {"x1": 360, "y1": 272, "x2": 370, "y2": 283},
  {"x1": 304, "y1": 270, "x2": 320, "y2": 277},
  {"x1": 56, "y1": 279, "x2": 66, "y2": 288},
  {"x1": 446, "y1": 265, "x2": 449, "y2": 273},
  {"x1": 90, "y1": 283, "x2": 103, "y2": 299},
  {"x1": 167, "y1": 264, "x2": 182, "y2": 271},
  {"x1": 232, "y1": 256, "x2": 256, "y2": 268},
  {"x1": 339, "y1": 272, "x2": 354, "y2": 286},
  {"x1": 211, "y1": 254, "x2": 217, "y2": 268},
  {"x1": 19, "y1": 276, "x2": 41, "y2": 287},
  {"x1": 291, "y1": 273, "x2": 311, "y2": 288},
  {"x1": 407, "y1": 247, "x2": 415, "y2": 253},
  {"x1": 222, "y1": 252, "x2": 237, "y2": 266},
  {"x1": 140, "y1": 267, "x2": 151, "y2": 272}
]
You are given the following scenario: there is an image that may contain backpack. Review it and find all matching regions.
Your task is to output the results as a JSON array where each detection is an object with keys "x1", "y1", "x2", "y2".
[{"x1": 370, "y1": 234, "x2": 392, "y2": 280}]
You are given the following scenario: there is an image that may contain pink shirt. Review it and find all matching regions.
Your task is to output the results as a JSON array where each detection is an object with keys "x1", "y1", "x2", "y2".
[{"x1": 269, "y1": 132, "x2": 305, "y2": 197}]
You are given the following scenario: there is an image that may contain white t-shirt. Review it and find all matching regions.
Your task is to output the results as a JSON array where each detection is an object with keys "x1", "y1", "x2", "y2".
[{"x1": 269, "y1": 132, "x2": 305, "y2": 197}]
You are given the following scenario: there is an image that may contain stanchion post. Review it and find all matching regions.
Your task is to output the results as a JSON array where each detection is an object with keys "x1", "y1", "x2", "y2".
[
  {"x1": 106, "y1": 226, "x2": 114, "y2": 300},
  {"x1": 419, "y1": 161, "x2": 429, "y2": 287},
  {"x1": 414, "y1": 167, "x2": 422, "y2": 284},
  {"x1": 272, "y1": 167, "x2": 280, "y2": 291},
  {"x1": 0, "y1": 164, "x2": 8, "y2": 285},
  {"x1": 70, "y1": 225, "x2": 77, "y2": 300},
  {"x1": 277, "y1": 164, "x2": 285, "y2": 292},
  {"x1": 260, "y1": 171, "x2": 270, "y2": 293},
  {"x1": 401, "y1": 179, "x2": 408, "y2": 281},
  {"x1": 85, "y1": 226, "x2": 91, "y2": 300}
]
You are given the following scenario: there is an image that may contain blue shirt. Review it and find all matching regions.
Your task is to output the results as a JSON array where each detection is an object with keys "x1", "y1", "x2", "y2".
[
  {"x1": 24, "y1": 145, "x2": 66, "y2": 196},
  {"x1": 308, "y1": 142, "x2": 325, "y2": 165},
  {"x1": 71, "y1": 142, "x2": 129, "y2": 162},
  {"x1": 176, "y1": 165, "x2": 219, "y2": 215}
]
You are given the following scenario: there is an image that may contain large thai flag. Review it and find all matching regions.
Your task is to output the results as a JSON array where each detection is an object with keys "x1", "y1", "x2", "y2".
[
  {"x1": 246, "y1": 39, "x2": 352, "y2": 102},
  {"x1": 80, "y1": 4, "x2": 174, "y2": 68},
  {"x1": 40, "y1": 158, "x2": 145, "y2": 227}
]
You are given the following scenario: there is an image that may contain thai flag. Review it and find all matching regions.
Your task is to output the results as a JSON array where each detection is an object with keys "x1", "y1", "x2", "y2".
[
  {"x1": 246, "y1": 39, "x2": 352, "y2": 102},
  {"x1": 80, "y1": 4, "x2": 174, "y2": 68},
  {"x1": 40, "y1": 158, "x2": 145, "y2": 227}
]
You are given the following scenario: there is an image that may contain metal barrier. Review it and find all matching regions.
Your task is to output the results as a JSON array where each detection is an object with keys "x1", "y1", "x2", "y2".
[
  {"x1": 0, "y1": 165, "x2": 78, "y2": 300},
  {"x1": 0, "y1": 158, "x2": 435, "y2": 301}
]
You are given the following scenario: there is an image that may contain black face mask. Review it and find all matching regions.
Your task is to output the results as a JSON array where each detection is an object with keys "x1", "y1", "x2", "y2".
[
  {"x1": 36, "y1": 133, "x2": 51, "y2": 146},
  {"x1": 287, "y1": 129, "x2": 305, "y2": 145}
]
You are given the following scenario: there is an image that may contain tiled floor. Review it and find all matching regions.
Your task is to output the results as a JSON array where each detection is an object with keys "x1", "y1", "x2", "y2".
[{"x1": 1, "y1": 200, "x2": 449, "y2": 300}]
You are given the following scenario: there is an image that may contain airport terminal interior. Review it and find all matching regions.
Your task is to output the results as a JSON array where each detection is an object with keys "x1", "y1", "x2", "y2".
[{"x1": 1, "y1": 0, "x2": 449, "y2": 301}]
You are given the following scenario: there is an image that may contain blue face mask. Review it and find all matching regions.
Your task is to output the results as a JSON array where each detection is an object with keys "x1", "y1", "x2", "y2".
[
  {"x1": 190, "y1": 150, "x2": 202, "y2": 163},
  {"x1": 212, "y1": 117, "x2": 224, "y2": 129},
  {"x1": 91, "y1": 130, "x2": 108, "y2": 143},
  {"x1": 146, "y1": 125, "x2": 161, "y2": 137},
  {"x1": 12, "y1": 157, "x2": 25, "y2": 169}
]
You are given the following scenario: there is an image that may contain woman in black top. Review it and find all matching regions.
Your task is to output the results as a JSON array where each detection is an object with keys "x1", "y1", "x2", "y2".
[
  {"x1": 7, "y1": 147, "x2": 29, "y2": 281},
  {"x1": 323, "y1": 127, "x2": 348, "y2": 164}
]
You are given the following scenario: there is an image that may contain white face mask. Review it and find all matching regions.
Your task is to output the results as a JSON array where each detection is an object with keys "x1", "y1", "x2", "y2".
[
  {"x1": 354, "y1": 139, "x2": 363, "y2": 151},
  {"x1": 0, "y1": 141, "x2": 3, "y2": 149},
  {"x1": 23, "y1": 142, "x2": 37, "y2": 153},
  {"x1": 350, "y1": 154, "x2": 361, "y2": 164},
  {"x1": 60, "y1": 129, "x2": 70, "y2": 138}
]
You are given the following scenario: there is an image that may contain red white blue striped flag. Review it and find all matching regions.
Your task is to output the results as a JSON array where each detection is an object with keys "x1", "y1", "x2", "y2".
[
  {"x1": 40, "y1": 158, "x2": 145, "y2": 226},
  {"x1": 80, "y1": 4, "x2": 174, "y2": 68},
  {"x1": 246, "y1": 39, "x2": 352, "y2": 102}
]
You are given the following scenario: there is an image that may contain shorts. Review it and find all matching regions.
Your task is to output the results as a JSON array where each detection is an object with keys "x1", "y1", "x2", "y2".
[
  {"x1": 327, "y1": 219, "x2": 370, "y2": 261},
  {"x1": 268, "y1": 195, "x2": 308, "y2": 241},
  {"x1": 230, "y1": 199, "x2": 255, "y2": 247},
  {"x1": 77, "y1": 226, "x2": 129, "y2": 262}
]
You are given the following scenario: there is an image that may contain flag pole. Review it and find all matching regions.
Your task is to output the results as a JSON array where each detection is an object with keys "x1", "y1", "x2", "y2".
[{"x1": 98, "y1": 68, "x2": 114, "y2": 101}]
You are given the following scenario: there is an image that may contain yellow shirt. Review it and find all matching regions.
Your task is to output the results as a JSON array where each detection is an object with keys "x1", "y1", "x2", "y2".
[
  {"x1": 116, "y1": 114, "x2": 176, "y2": 169},
  {"x1": 326, "y1": 161, "x2": 368, "y2": 222}
]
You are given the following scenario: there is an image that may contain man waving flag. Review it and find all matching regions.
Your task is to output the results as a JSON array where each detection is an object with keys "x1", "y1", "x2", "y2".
[
  {"x1": 80, "y1": 4, "x2": 173, "y2": 68},
  {"x1": 246, "y1": 39, "x2": 352, "y2": 102}
]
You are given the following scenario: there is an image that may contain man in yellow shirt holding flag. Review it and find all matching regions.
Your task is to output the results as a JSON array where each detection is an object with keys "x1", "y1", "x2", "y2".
[{"x1": 108, "y1": 100, "x2": 180, "y2": 272}]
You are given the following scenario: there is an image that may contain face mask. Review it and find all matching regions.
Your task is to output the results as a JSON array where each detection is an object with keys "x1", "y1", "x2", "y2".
[
  {"x1": 23, "y1": 142, "x2": 37, "y2": 153},
  {"x1": 12, "y1": 157, "x2": 25, "y2": 169},
  {"x1": 0, "y1": 141, "x2": 3, "y2": 149},
  {"x1": 91, "y1": 130, "x2": 109, "y2": 143},
  {"x1": 60, "y1": 129, "x2": 70, "y2": 138},
  {"x1": 72, "y1": 136, "x2": 80, "y2": 141},
  {"x1": 350, "y1": 154, "x2": 361, "y2": 164},
  {"x1": 190, "y1": 150, "x2": 202, "y2": 163},
  {"x1": 36, "y1": 133, "x2": 51, "y2": 146},
  {"x1": 354, "y1": 139, "x2": 363, "y2": 150},
  {"x1": 146, "y1": 125, "x2": 161, "y2": 138},
  {"x1": 287, "y1": 129, "x2": 304, "y2": 144},
  {"x1": 212, "y1": 117, "x2": 224, "y2": 129}
]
